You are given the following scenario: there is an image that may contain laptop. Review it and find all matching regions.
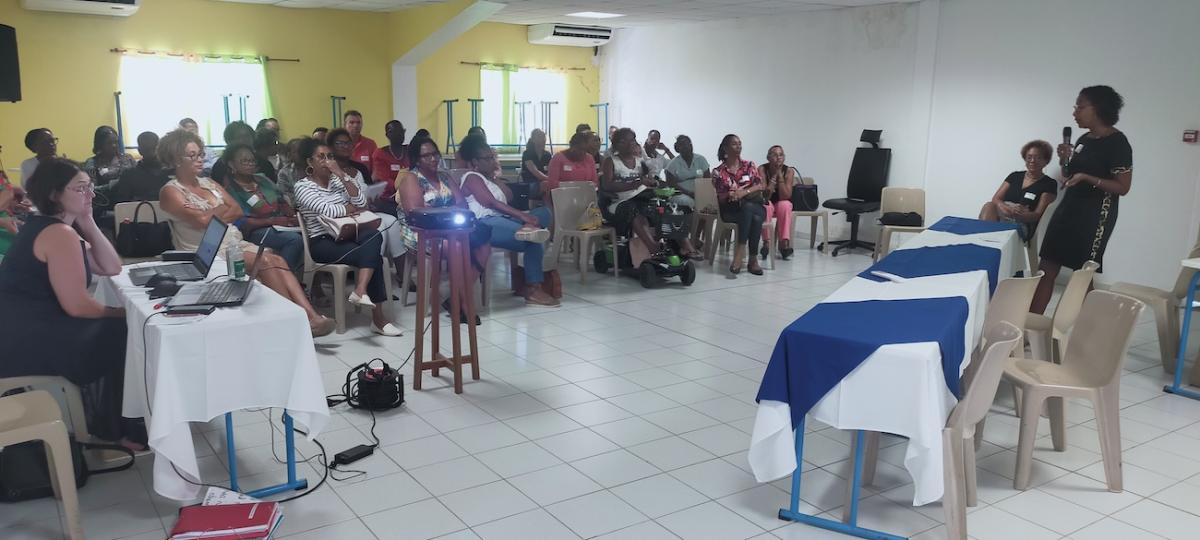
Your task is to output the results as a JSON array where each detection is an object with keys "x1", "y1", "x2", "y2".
[
  {"x1": 129, "y1": 218, "x2": 227, "y2": 286},
  {"x1": 168, "y1": 237, "x2": 269, "y2": 308}
]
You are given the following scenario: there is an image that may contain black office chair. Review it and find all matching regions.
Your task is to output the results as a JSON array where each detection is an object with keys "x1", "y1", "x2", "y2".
[{"x1": 820, "y1": 130, "x2": 891, "y2": 256}]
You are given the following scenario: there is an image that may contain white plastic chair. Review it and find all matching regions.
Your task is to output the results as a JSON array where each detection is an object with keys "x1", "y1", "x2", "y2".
[
  {"x1": 1026, "y1": 261, "x2": 1099, "y2": 364},
  {"x1": 873, "y1": 187, "x2": 926, "y2": 261},
  {"x1": 298, "y1": 218, "x2": 395, "y2": 333},
  {"x1": 0, "y1": 390, "x2": 84, "y2": 539},
  {"x1": 550, "y1": 185, "x2": 618, "y2": 283}
]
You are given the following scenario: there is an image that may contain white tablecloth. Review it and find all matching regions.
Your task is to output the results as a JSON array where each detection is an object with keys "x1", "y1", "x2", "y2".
[
  {"x1": 894, "y1": 228, "x2": 1028, "y2": 278},
  {"x1": 749, "y1": 241, "x2": 995, "y2": 506},
  {"x1": 96, "y1": 261, "x2": 329, "y2": 500}
]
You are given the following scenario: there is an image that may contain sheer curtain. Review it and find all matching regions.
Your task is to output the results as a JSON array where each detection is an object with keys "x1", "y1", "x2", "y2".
[
  {"x1": 479, "y1": 66, "x2": 568, "y2": 148},
  {"x1": 118, "y1": 54, "x2": 272, "y2": 148}
]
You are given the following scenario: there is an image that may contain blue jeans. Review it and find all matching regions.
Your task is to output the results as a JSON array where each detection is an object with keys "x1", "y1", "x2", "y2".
[
  {"x1": 246, "y1": 226, "x2": 305, "y2": 273},
  {"x1": 479, "y1": 206, "x2": 551, "y2": 285}
]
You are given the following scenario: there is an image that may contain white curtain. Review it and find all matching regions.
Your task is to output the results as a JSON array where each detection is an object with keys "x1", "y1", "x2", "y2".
[
  {"x1": 479, "y1": 66, "x2": 568, "y2": 148},
  {"x1": 118, "y1": 54, "x2": 271, "y2": 148}
]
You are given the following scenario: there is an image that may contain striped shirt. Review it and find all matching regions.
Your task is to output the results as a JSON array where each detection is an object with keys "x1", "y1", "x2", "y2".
[{"x1": 293, "y1": 172, "x2": 368, "y2": 238}]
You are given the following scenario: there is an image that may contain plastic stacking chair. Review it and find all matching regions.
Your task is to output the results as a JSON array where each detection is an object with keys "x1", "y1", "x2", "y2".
[
  {"x1": 550, "y1": 185, "x2": 617, "y2": 283},
  {"x1": 0, "y1": 390, "x2": 84, "y2": 540},
  {"x1": 299, "y1": 218, "x2": 355, "y2": 334},
  {"x1": 1004, "y1": 291, "x2": 1145, "y2": 491},
  {"x1": 846, "y1": 324, "x2": 1022, "y2": 540},
  {"x1": 873, "y1": 187, "x2": 926, "y2": 261},
  {"x1": 790, "y1": 176, "x2": 830, "y2": 250},
  {"x1": 0, "y1": 376, "x2": 91, "y2": 443},
  {"x1": 1026, "y1": 261, "x2": 1099, "y2": 364},
  {"x1": 1111, "y1": 230, "x2": 1200, "y2": 383},
  {"x1": 693, "y1": 177, "x2": 721, "y2": 256}
]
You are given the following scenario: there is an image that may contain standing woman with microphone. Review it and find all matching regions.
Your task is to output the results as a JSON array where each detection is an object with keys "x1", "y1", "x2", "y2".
[{"x1": 1032, "y1": 86, "x2": 1132, "y2": 313}]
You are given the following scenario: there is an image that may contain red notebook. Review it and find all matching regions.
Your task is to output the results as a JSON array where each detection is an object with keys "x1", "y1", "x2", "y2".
[{"x1": 169, "y1": 502, "x2": 281, "y2": 540}]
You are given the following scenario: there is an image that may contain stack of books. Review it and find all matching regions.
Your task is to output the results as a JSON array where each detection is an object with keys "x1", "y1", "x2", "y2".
[{"x1": 168, "y1": 488, "x2": 283, "y2": 539}]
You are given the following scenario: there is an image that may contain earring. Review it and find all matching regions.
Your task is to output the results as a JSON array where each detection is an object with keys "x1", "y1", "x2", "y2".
[{"x1": 305, "y1": 166, "x2": 314, "y2": 175}]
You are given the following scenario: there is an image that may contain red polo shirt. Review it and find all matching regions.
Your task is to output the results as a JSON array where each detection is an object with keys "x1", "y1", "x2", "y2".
[
  {"x1": 371, "y1": 145, "x2": 410, "y2": 201},
  {"x1": 351, "y1": 135, "x2": 378, "y2": 169}
]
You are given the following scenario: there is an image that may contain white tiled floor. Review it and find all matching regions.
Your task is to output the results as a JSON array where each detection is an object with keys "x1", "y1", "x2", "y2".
[{"x1": 7, "y1": 240, "x2": 1200, "y2": 539}]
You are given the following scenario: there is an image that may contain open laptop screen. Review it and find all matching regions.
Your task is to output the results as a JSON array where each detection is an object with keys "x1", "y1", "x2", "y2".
[{"x1": 195, "y1": 217, "x2": 227, "y2": 274}]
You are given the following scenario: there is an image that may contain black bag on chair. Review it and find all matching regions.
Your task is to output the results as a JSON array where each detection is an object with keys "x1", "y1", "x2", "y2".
[
  {"x1": 880, "y1": 211, "x2": 923, "y2": 227},
  {"x1": 115, "y1": 201, "x2": 173, "y2": 258},
  {"x1": 791, "y1": 184, "x2": 820, "y2": 211}
]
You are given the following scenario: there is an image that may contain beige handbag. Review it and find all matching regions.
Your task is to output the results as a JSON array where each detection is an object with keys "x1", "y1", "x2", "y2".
[
  {"x1": 577, "y1": 202, "x2": 603, "y2": 231},
  {"x1": 319, "y1": 211, "x2": 382, "y2": 241}
]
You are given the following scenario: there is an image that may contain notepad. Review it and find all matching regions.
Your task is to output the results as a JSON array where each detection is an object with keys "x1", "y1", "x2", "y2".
[{"x1": 169, "y1": 501, "x2": 282, "y2": 540}]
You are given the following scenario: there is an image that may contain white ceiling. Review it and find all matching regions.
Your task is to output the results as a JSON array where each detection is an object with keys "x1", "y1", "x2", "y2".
[{"x1": 215, "y1": 0, "x2": 914, "y2": 26}]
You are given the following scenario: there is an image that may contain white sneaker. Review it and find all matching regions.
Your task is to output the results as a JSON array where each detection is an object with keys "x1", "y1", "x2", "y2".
[
  {"x1": 372, "y1": 322, "x2": 403, "y2": 336},
  {"x1": 515, "y1": 228, "x2": 551, "y2": 243},
  {"x1": 349, "y1": 292, "x2": 375, "y2": 308}
]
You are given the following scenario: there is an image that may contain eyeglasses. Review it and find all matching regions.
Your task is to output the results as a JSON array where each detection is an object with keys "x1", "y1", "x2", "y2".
[
  {"x1": 68, "y1": 183, "x2": 95, "y2": 194},
  {"x1": 333, "y1": 140, "x2": 353, "y2": 148},
  {"x1": 184, "y1": 153, "x2": 207, "y2": 162},
  {"x1": 419, "y1": 152, "x2": 440, "y2": 160}
]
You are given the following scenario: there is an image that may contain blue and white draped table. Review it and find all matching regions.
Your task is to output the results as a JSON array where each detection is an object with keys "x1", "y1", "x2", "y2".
[{"x1": 749, "y1": 217, "x2": 1022, "y2": 510}]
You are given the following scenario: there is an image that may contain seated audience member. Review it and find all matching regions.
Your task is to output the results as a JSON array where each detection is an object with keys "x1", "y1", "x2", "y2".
[
  {"x1": 467, "y1": 126, "x2": 487, "y2": 140},
  {"x1": 602, "y1": 128, "x2": 702, "y2": 262},
  {"x1": 312, "y1": 127, "x2": 329, "y2": 143},
  {"x1": 111, "y1": 132, "x2": 170, "y2": 204},
  {"x1": 664, "y1": 134, "x2": 709, "y2": 210},
  {"x1": 343, "y1": 110, "x2": 377, "y2": 170},
  {"x1": 575, "y1": 123, "x2": 593, "y2": 134},
  {"x1": 275, "y1": 138, "x2": 307, "y2": 204},
  {"x1": 458, "y1": 135, "x2": 558, "y2": 307},
  {"x1": 546, "y1": 132, "x2": 599, "y2": 199},
  {"x1": 156, "y1": 129, "x2": 334, "y2": 337},
  {"x1": 0, "y1": 158, "x2": 145, "y2": 448},
  {"x1": 20, "y1": 128, "x2": 57, "y2": 188},
  {"x1": 256, "y1": 117, "x2": 280, "y2": 135},
  {"x1": 293, "y1": 139, "x2": 401, "y2": 336},
  {"x1": 256, "y1": 127, "x2": 285, "y2": 173},
  {"x1": 370, "y1": 120, "x2": 410, "y2": 215},
  {"x1": 328, "y1": 128, "x2": 374, "y2": 184},
  {"x1": 395, "y1": 137, "x2": 484, "y2": 323},
  {"x1": 604, "y1": 125, "x2": 618, "y2": 158},
  {"x1": 713, "y1": 134, "x2": 766, "y2": 276},
  {"x1": 979, "y1": 139, "x2": 1058, "y2": 241},
  {"x1": 642, "y1": 129, "x2": 674, "y2": 178},
  {"x1": 522, "y1": 129, "x2": 551, "y2": 188},
  {"x1": 212, "y1": 121, "x2": 277, "y2": 184},
  {"x1": 180, "y1": 117, "x2": 219, "y2": 173},
  {"x1": 221, "y1": 143, "x2": 305, "y2": 273},
  {"x1": 412, "y1": 128, "x2": 431, "y2": 141},
  {"x1": 83, "y1": 126, "x2": 136, "y2": 187},
  {"x1": 759, "y1": 145, "x2": 798, "y2": 260},
  {"x1": 0, "y1": 168, "x2": 27, "y2": 260}
]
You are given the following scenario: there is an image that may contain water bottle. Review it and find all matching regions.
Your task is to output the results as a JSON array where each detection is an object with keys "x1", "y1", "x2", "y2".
[{"x1": 226, "y1": 245, "x2": 246, "y2": 281}]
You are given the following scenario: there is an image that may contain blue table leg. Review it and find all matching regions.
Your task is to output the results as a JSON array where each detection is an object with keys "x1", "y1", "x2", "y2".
[
  {"x1": 1165, "y1": 272, "x2": 1200, "y2": 401},
  {"x1": 777, "y1": 423, "x2": 906, "y2": 540},
  {"x1": 225, "y1": 411, "x2": 310, "y2": 498}
]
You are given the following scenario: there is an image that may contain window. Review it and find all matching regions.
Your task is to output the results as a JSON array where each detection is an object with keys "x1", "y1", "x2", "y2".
[
  {"x1": 479, "y1": 66, "x2": 568, "y2": 151},
  {"x1": 118, "y1": 54, "x2": 272, "y2": 148}
]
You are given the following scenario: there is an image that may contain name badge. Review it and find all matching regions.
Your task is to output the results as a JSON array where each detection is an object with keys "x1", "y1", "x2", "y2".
[
  {"x1": 391, "y1": 164, "x2": 401, "y2": 171},
  {"x1": 696, "y1": 169, "x2": 702, "y2": 176},
  {"x1": 563, "y1": 165, "x2": 574, "y2": 172},
  {"x1": 1023, "y1": 192, "x2": 1037, "y2": 201},
  {"x1": 359, "y1": 155, "x2": 369, "y2": 162},
  {"x1": 99, "y1": 167, "x2": 110, "y2": 176},
  {"x1": 246, "y1": 194, "x2": 261, "y2": 206}
]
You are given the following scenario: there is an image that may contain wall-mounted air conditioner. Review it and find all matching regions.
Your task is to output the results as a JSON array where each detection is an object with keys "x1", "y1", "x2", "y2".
[
  {"x1": 20, "y1": 0, "x2": 140, "y2": 17},
  {"x1": 528, "y1": 24, "x2": 612, "y2": 47}
]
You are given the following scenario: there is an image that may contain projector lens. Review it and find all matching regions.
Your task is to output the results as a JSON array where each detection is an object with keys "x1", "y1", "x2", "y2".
[{"x1": 453, "y1": 214, "x2": 465, "y2": 225}]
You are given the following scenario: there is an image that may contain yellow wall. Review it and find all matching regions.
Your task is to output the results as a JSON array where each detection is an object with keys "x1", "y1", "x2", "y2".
[
  {"x1": 0, "y1": 0, "x2": 601, "y2": 182},
  {"x1": 0, "y1": 0, "x2": 392, "y2": 178},
  {"x1": 415, "y1": 22, "x2": 600, "y2": 152}
]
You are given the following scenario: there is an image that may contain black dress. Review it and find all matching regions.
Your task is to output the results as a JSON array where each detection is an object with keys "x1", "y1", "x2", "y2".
[
  {"x1": 0, "y1": 215, "x2": 134, "y2": 441},
  {"x1": 1039, "y1": 132, "x2": 1131, "y2": 271},
  {"x1": 999, "y1": 171, "x2": 1058, "y2": 240}
]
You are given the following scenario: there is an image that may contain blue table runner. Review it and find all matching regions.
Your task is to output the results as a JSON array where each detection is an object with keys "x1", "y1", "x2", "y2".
[
  {"x1": 859, "y1": 244, "x2": 1001, "y2": 294},
  {"x1": 929, "y1": 216, "x2": 1020, "y2": 235},
  {"x1": 756, "y1": 297, "x2": 969, "y2": 429}
]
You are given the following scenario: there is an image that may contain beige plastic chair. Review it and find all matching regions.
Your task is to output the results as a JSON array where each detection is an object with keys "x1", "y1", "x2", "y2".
[
  {"x1": 0, "y1": 376, "x2": 90, "y2": 442},
  {"x1": 873, "y1": 187, "x2": 926, "y2": 261},
  {"x1": 1111, "y1": 230, "x2": 1200, "y2": 383},
  {"x1": 698, "y1": 178, "x2": 775, "y2": 270},
  {"x1": 693, "y1": 176, "x2": 721, "y2": 250},
  {"x1": 790, "y1": 176, "x2": 830, "y2": 251},
  {"x1": 550, "y1": 185, "x2": 618, "y2": 283},
  {"x1": 113, "y1": 200, "x2": 171, "y2": 263},
  {"x1": 0, "y1": 390, "x2": 84, "y2": 539},
  {"x1": 846, "y1": 324, "x2": 1022, "y2": 540},
  {"x1": 298, "y1": 218, "x2": 395, "y2": 334},
  {"x1": 1004, "y1": 290, "x2": 1145, "y2": 491},
  {"x1": 1026, "y1": 261, "x2": 1099, "y2": 364}
]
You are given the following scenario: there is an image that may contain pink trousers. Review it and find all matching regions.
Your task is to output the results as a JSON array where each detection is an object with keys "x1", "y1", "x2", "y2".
[{"x1": 763, "y1": 200, "x2": 793, "y2": 242}]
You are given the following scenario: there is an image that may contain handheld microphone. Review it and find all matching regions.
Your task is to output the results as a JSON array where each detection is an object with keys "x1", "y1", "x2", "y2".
[{"x1": 1060, "y1": 126, "x2": 1072, "y2": 175}]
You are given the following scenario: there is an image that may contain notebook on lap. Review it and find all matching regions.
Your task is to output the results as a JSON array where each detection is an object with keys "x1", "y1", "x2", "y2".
[{"x1": 129, "y1": 218, "x2": 226, "y2": 286}]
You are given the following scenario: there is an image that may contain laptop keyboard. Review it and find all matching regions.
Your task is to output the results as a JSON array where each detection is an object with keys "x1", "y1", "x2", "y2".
[{"x1": 196, "y1": 281, "x2": 246, "y2": 304}]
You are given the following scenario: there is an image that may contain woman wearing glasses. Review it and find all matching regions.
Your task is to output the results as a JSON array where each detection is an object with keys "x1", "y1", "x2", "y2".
[
  {"x1": 157, "y1": 129, "x2": 335, "y2": 337},
  {"x1": 221, "y1": 143, "x2": 305, "y2": 274},
  {"x1": 0, "y1": 158, "x2": 144, "y2": 449}
]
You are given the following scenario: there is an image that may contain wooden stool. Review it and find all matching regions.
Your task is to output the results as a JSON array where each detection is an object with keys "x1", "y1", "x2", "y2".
[{"x1": 412, "y1": 227, "x2": 480, "y2": 394}]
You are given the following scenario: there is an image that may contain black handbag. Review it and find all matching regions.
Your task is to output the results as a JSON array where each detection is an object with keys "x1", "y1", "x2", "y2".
[
  {"x1": 115, "y1": 201, "x2": 174, "y2": 257},
  {"x1": 791, "y1": 184, "x2": 820, "y2": 211},
  {"x1": 880, "y1": 211, "x2": 923, "y2": 227},
  {"x1": 0, "y1": 437, "x2": 135, "y2": 502}
]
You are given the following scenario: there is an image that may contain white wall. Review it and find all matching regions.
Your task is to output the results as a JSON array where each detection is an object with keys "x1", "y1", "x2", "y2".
[{"x1": 599, "y1": 0, "x2": 1200, "y2": 289}]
